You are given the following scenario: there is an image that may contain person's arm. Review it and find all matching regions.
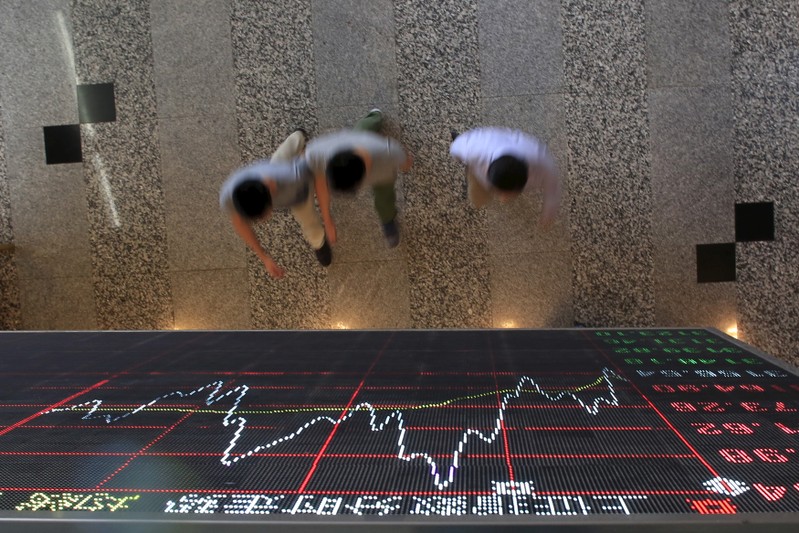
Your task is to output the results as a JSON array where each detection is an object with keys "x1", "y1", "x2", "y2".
[
  {"x1": 400, "y1": 149, "x2": 413, "y2": 172},
  {"x1": 449, "y1": 129, "x2": 474, "y2": 164},
  {"x1": 230, "y1": 212, "x2": 285, "y2": 278},
  {"x1": 386, "y1": 138, "x2": 413, "y2": 173},
  {"x1": 538, "y1": 164, "x2": 561, "y2": 229},
  {"x1": 314, "y1": 171, "x2": 336, "y2": 245}
]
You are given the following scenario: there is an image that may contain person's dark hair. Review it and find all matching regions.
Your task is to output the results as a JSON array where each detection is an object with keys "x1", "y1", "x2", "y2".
[
  {"x1": 232, "y1": 178, "x2": 271, "y2": 219},
  {"x1": 487, "y1": 155, "x2": 528, "y2": 192},
  {"x1": 326, "y1": 150, "x2": 366, "y2": 192}
]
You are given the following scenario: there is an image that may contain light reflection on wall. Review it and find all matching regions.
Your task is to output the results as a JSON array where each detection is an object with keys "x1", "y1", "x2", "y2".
[{"x1": 56, "y1": 11, "x2": 121, "y2": 228}]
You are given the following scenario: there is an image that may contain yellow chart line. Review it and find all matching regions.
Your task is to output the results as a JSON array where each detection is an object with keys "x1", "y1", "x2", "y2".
[{"x1": 60, "y1": 376, "x2": 607, "y2": 417}]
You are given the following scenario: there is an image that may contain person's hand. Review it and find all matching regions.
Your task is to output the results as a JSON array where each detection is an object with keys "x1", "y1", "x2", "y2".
[
  {"x1": 326, "y1": 220, "x2": 337, "y2": 245},
  {"x1": 538, "y1": 211, "x2": 556, "y2": 230},
  {"x1": 262, "y1": 257, "x2": 285, "y2": 279},
  {"x1": 401, "y1": 152, "x2": 414, "y2": 172}
]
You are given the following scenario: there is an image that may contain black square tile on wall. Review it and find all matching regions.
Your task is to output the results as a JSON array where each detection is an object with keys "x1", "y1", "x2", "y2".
[
  {"x1": 77, "y1": 82, "x2": 116, "y2": 123},
  {"x1": 43, "y1": 125, "x2": 82, "y2": 164},
  {"x1": 735, "y1": 201, "x2": 774, "y2": 242},
  {"x1": 696, "y1": 243, "x2": 736, "y2": 283}
]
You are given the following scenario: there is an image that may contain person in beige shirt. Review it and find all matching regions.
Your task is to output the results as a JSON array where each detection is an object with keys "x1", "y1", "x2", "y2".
[{"x1": 304, "y1": 109, "x2": 413, "y2": 248}]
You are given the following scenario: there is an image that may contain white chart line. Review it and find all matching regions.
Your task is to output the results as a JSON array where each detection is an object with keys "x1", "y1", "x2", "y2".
[{"x1": 46, "y1": 368, "x2": 624, "y2": 490}]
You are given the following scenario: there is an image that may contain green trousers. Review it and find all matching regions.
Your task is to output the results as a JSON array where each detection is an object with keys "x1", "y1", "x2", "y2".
[{"x1": 354, "y1": 110, "x2": 397, "y2": 225}]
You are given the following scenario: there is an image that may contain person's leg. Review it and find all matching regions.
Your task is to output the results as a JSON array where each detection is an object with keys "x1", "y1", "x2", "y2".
[
  {"x1": 373, "y1": 181, "x2": 399, "y2": 247},
  {"x1": 467, "y1": 167, "x2": 492, "y2": 208},
  {"x1": 353, "y1": 109, "x2": 383, "y2": 133},
  {"x1": 373, "y1": 182, "x2": 397, "y2": 225},
  {"x1": 270, "y1": 130, "x2": 305, "y2": 162},
  {"x1": 290, "y1": 182, "x2": 326, "y2": 251}
]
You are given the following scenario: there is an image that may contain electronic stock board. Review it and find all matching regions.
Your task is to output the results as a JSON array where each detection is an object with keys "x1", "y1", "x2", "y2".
[{"x1": 0, "y1": 328, "x2": 798, "y2": 531}]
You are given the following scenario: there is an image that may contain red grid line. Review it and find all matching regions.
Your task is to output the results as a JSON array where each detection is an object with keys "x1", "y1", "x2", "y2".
[
  {"x1": 0, "y1": 371, "x2": 608, "y2": 377},
  {"x1": 175, "y1": 404, "x2": 651, "y2": 409},
  {"x1": 0, "y1": 379, "x2": 110, "y2": 438},
  {"x1": 489, "y1": 336, "x2": 515, "y2": 483},
  {"x1": 94, "y1": 411, "x2": 195, "y2": 488},
  {"x1": 296, "y1": 333, "x2": 394, "y2": 493},
  {"x1": 0, "y1": 487, "x2": 715, "y2": 496},
  {"x1": 0, "y1": 451, "x2": 698, "y2": 460},
  {"x1": 29, "y1": 386, "x2": 132, "y2": 390},
  {"x1": 1, "y1": 404, "x2": 200, "y2": 409},
  {"x1": 403, "y1": 426, "x2": 666, "y2": 431},
  {"x1": 0, "y1": 403, "x2": 651, "y2": 410},
  {"x1": 16, "y1": 425, "x2": 170, "y2": 429},
  {"x1": 583, "y1": 331, "x2": 727, "y2": 484}
]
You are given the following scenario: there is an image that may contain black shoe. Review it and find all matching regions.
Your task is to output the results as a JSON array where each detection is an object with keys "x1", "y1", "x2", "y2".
[
  {"x1": 450, "y1": 129, "x2": 459, "y2": 142},
  {"x1": 382, "y1": 220, "x2": 400, "y2": 248},
  {"x1": 315, "y1": 240, "x2": 332, "y2": 266}
]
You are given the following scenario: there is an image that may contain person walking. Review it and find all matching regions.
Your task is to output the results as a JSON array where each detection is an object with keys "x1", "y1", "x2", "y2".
[
  {"x1": 220, "y1": 129, "x2": 335, "y2": 278},
  {"x1": 450, "y1": 127, "x2": 560, "y2": 227},
  {"x1": 304, "y1": 109, "x2": 412, "y2": 248}
]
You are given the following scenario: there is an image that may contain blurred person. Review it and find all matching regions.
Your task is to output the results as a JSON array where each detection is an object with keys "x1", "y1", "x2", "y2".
[
  {"x1": 304, "y1": 109, "x2": 413, "y2": 248},
  {"x1": 450, "y1": 127, "x2": 560, "y2": 227},
  {"x1": 220, "y1": 129, "x2": 335, "y2": 279}
]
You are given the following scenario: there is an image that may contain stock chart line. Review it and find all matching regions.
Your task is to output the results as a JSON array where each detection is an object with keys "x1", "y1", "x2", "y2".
[{"x1": 45, "y1": 368, "x2": 626, "y2": 490}]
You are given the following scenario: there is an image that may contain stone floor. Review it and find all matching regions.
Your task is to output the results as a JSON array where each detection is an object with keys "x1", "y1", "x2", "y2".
[{"x1": 0, "y1": 0, "x2": 796, "y2": 365}]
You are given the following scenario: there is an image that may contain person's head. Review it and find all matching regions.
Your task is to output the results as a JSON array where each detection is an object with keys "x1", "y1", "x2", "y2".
[
  {"x1": 326, "y1": 150, "x2": 366, "y2": 193},
  {"x1": 232, "y1": 178, "x2": 271, "y2": 220},
  {"x1": 488, "y1": 155, "x2": 528, "y2": 194}
]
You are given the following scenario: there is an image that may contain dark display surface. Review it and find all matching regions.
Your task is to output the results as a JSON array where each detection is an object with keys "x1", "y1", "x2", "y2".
[{"x1": 1, "y1": 328, "x2": 798, "y2": 525}]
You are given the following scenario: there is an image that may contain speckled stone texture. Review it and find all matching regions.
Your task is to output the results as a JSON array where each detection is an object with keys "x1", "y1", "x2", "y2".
[
  {"x1": 395, "y1": 0, "x2": 490, "y2": 329},
  {"x1": 232, "y1": 0, "x2": 329, "y2": 329},
  {"x1": 729, "y1": 1, "x2": 799, "y2": 361},
  {"x1": 490, "y1": 251, "x2": 573, "y2": 328},
  {"x1": 70, "y1": 0, "x2": 173, "y2": 329},
  {"x1": 477, "y1": 0, "x2": 564, "y2": 95},
  {"x1": 648, "y1": 85, "x2": 736, "y2": 328},
  {"x1": 150, "y1": 1, "x2": 251, "y2": 331},
  {"x1": 561, "y1": 0, "x2": 647, "y2": 94},
  {"x1": 737, "y1": 242, "x2": 799, "y2": 368},
  {"x1": 729, "y1": 1, "x2": 799, "y2": 88},
  {"x1": 0, "y1": 0, "x2": 796, "y2": 359},
  {"x1": 565, "y1": 92, "x2": 655, "y2": 327},
  {"x1": 476, "y1": 0, "x2": 572, "y2": 330},
  {"x1": 562, "y1": 0, "x2": 655, "y2": 328},
  {"x1": 311, "y1": 2, "x2": 411, "y2": 330},
  {"x1": 0, "y1": 102, "x2": 21, "y2": 330},
  {"x1": 645, "y1": 0, "x2": 731, "y2": 88},
  {"x1": 0, "y1": 1, "x2": 96, "y2": 329}
]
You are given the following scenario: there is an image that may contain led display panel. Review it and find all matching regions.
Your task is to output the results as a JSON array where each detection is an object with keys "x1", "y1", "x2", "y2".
[{"x1": 0, "y1": 329, "x2": 798, "y2": 530}]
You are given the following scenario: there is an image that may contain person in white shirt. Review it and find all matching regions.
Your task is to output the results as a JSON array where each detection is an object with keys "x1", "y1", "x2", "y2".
[{"x1": 449, "y1": 127, "x2": 561, "y2": 227}]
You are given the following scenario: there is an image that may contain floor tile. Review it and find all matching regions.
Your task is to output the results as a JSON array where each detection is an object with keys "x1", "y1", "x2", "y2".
[{"x1": 77, "y1": 83, "x2": 116, "y2": 124}]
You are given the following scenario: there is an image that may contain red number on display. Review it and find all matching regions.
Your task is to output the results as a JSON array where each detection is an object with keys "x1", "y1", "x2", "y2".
[
  {"x1": 719, "y1": 449, "x2": 791, "y2": 463},
  {"x1": 723, "y1": 423, "x2": 755, "y2": 434},
  {"x1": 671, "y1": 402, "x2": 696, "y2": 412},
  {"x1": 692, "y1": 423, "x2": 755, "y2": 435},
  {"x1": 719, "y1": 449, "x2": 754, "y2": 463}
]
